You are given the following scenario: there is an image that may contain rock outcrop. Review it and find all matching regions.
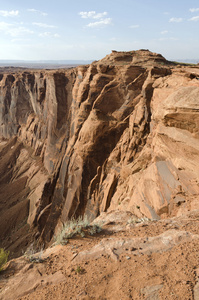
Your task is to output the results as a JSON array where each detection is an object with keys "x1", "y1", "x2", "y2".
[
  {"x1": 1, "y1": 209, "x2": 199, "y2": 300},
  {"x1": 0, "y1": 49, "x2": 199, "y2": 254}
]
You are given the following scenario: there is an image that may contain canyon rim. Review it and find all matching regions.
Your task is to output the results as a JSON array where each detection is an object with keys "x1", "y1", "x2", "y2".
[{"x1": 0, "y1": 49, "x2": 199, "y2": 299}]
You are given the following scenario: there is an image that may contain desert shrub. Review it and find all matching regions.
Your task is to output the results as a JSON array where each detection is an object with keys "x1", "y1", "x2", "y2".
[
  {"x1": 71, "y1": 265, "x2": 86, "y2": 274},
  {"x1": 75, "y1": 266, "x2": 85, "y2": 274},
  {"x1": 24, "y1": 244, "x2": 44, "y2": 263},
  {"x1": 54, "y1": 216, "x2": 102, "y2": 245},
  {"x1": 89, "y1": 224, "x2": 102, "y2": 235},
  {"x1": 0, "y1": 248, "x2": 9, "y2": 271},
  {"x1": 127, "y1": 216, "x2": 151, "y2": 225}
]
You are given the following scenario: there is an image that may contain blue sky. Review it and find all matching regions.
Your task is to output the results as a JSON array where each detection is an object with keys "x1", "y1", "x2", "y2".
[{"x1": 0, "y1": 0, "x2": 198, "y2": 61}]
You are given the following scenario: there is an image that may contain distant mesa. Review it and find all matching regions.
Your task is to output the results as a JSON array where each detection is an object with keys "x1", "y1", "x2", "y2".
[{"x1": 0, "y1": 59, "x2": 93, "y2": 69}]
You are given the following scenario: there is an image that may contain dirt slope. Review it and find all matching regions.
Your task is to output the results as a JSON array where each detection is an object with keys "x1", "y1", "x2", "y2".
[{"x1": 1, "y1": 209, "x2": 199, "y2": 299}]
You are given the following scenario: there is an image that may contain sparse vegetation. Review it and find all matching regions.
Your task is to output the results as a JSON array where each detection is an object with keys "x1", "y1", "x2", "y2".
[
  {"x1": 89, "y1": 224, "x2": 102, "y2": 235},
  {"x1": 54, "y1": 216, "x2": 102, "y2": 245},
  {"x1": 0, "y1": 248, "x2": 9, "y2": 271},
  {"x1": 24, "y1": 244, "x2": 44, "y2": 263},
  {"x1": 75, "y1": 266, "x2": 85, "y2": 274},
  {"x1": 127, "y1": 217, "x2": 151, "y2": 225},
  {"x1": 71, "y1": 266, "x2": 86, "y2": 274}
]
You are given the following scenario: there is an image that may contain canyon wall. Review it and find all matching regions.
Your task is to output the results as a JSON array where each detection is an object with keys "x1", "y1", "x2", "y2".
[{"x1": 0, "y1": 50, "x2": 199, "y2": 254}]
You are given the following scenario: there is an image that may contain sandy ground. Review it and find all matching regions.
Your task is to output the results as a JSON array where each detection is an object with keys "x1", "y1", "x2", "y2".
[{"x1": 1, "y1": 210, "x2": 199, "y2": 300}]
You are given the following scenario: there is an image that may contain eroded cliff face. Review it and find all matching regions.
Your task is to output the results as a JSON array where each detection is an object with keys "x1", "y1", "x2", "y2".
[{"x1": 0, "y1": 50, "x2": 199, "y2": 254}]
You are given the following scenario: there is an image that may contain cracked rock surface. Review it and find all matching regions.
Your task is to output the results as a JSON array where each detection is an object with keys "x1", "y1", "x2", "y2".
[{"x1": 0, "y1": 49, "x2": 199, "y2": 264}]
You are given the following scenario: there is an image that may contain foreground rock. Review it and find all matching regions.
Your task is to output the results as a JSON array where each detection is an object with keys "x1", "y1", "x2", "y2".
[
  {"x1": 0, "y1": 50, "x2": 199, "y2": 255},
  {"x1": 72, "y1": 229, "x2": 199, "y2": 263},
  {"x1": 1, "y1": 210, "x2": 199, "y2": 299}
]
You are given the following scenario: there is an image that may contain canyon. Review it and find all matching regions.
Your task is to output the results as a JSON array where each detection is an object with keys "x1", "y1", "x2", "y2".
[{"x1": 0, "y1": 49, "x2": 199, "y2": 299}]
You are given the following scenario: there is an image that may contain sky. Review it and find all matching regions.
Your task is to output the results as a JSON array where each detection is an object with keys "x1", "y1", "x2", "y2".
[{"x1": 0, "y1": 0, "x2": 199, "y2": 61}]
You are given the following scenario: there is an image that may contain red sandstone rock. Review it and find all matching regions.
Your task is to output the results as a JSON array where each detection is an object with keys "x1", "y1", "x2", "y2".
[{"x1": 0, "y1": 50, "x2": 199, "y2": 253}]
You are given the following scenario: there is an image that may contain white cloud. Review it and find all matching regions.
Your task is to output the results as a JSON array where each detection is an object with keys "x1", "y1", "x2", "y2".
[
  {"x1": 169, "y1": 17, "x2": 183, "y2": 23},
  {"x1": 159, "y1": 37, "x2": 178, "y2": 41},
  {"x1": 0, "y1": 10, "x2": 19, "y2": 17},
  {"x1": 79, "y1": 11, "x2": 112, "y2": 28},
  {"x1": 161, "y1": 30, "x2": 168, "y2": 34},
  {"x1": 189, "y1": 8, "x2": 199, "y2": 13},
  {"x1": 28, "y1": 8, "x2": 47, "y2": 16},
  {"x1": 39, "y1": 32, "x2": 60, "y2": 38},
  {"x1": 189, "y1": 16, "x2": 199, "y2": 21},
  {"x1": 86, "y1": 18, "x2": 112, "y2": 28},
  {"x1": 130, "y1": 25, "x2": 140, "y2": 29},
  {"x1": 32, "y1": 22, "x2": 57, "y2": 28},
  {"x1": 0, "y1": 21, "x2": 34, "y2": 37},
  {"x1": 10, "y1": 27, "x2": 34, "y2": 37},
  {"x1": 0, "y1": 21, "x2": 12, "y2": 31},
  {"x1": 79, "y1": 11, "x2": 107, "y2": 19}
]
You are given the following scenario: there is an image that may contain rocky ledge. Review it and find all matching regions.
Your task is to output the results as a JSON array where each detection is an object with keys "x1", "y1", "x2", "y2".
[{"x1": 0, "y1": 49, "x2": 199, "y2": 257}]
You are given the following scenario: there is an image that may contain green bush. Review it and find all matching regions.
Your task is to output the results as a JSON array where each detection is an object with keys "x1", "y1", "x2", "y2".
[
  {"x1": 0, "y1": 248, "x2": 9, "y2": 271},
  {"x1": 75, "y1": 266, "x2": 85, "y2": 274}
]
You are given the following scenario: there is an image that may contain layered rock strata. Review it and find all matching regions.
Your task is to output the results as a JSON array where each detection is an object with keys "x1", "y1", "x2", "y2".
[{"x1": 0, "y1": 50, "x2": 199, "y2": 252}]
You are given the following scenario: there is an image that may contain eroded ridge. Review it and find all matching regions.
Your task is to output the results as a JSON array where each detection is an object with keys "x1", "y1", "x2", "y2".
[{"x1": 0, "y1": 50, "x2": 199, "y2": 255}]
